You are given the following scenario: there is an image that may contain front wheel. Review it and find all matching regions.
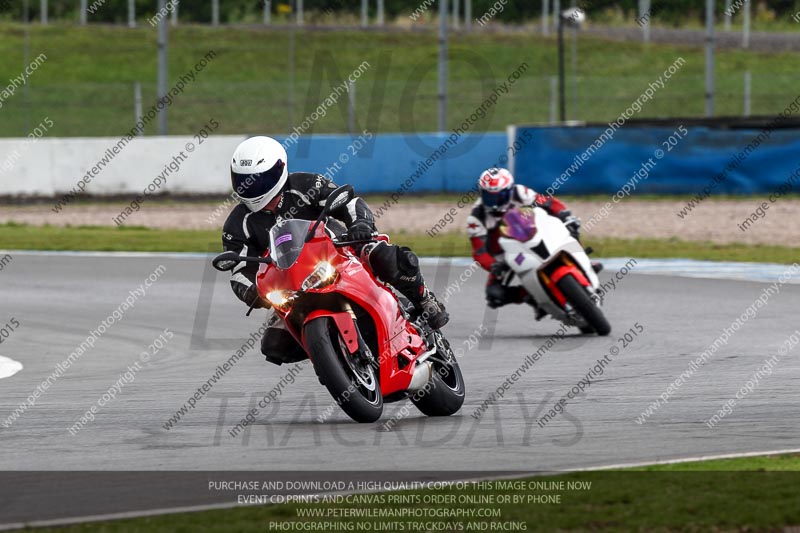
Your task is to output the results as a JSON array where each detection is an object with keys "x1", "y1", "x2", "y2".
[
  {"x1": 557, "y1": 274, "x2": 611, "y2": 336},
  {"x1": 304, "y1": 317, "x2": 383, "y2": 423},
  {"x1": 410, "y1": 332, "x2": 465, "y2": 417}
]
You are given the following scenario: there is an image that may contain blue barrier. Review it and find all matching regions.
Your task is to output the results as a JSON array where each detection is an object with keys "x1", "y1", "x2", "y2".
[
  {"x1": 511, "y1": 124, "x2": 800, "y2": 195},
  {"x1": 280, "y1": 132, "x2": 508, "y2": 193}
]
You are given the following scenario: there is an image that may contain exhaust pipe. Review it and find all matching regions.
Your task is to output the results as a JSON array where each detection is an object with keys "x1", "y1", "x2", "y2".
[{"x1": 407, "y1": 361, "x2": 433, "y2": 392}]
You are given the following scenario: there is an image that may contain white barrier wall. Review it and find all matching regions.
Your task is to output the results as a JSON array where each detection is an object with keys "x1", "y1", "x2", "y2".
[{"x1": 0, "y1": 135, "x2": 248, "y2": 197}]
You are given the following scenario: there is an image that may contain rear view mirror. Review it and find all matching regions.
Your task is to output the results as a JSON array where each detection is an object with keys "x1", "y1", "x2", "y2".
[
  {"x1": 212, "y1": 251, "x2": 241, "y2": 272},
  {"x1": 306, "y1": 185, "x2": 355, "y2": 242},
  {"x1": 325, "y1": 185, "x2": 354, "y2": 213}
]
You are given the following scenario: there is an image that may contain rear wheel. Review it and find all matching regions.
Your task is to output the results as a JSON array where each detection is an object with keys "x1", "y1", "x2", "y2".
[
  {"x1": 410, "y1": 332, "x2": 465, "y2": 416},
  {"x1": 557, "y1": 274, "x2": 611, "y2": 336},
  {"x1": 304, "y1": 317, "x2": 383, "y2": 423}
]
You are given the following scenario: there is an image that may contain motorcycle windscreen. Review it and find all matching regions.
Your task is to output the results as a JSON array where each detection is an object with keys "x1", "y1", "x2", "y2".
[
  {"x1": 501, "y1": 208, "x2": 537, "y2": 242},
  {"x1": 269, "y1": 219, "x2": 312, "y2": 269}
]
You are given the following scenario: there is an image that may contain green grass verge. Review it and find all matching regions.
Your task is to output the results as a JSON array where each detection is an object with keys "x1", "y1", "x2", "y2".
[
  {"x1": 1, "y1": 223, "x2": 797, "y2": 264},
  {"x1": 635, "y1": 453, "x2": 800, "y2": 472},
  {"x1": 35, "y1": 454, "x2": 800, "y2": 532},
  {"x1": 1, "y1": 24, "x2": 799, "y2": 137}
]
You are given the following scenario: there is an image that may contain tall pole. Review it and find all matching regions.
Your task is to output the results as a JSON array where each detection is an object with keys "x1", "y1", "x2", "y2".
[
  {"x1": 742, "y1": 0, "x2": 751, "y2": 48},
  {"x1": 288, "y1": 12, "x2": 295, "y2": 131},
  {"x1": 212, "y1": 0, "x2": 219, "y2": 26},
  {"x1": 438, "y1": 0, "x2": 448, "y2": 132},
  {"x1": 128, "y1": 0, "x2": 135, "y2": 27},
  {"x1": 170, "y1": 0, "x2": 178, "y2": 26},
  {"x1": 263, "y1": 0, "x2": 271, "y2": 25},
  {"x1": 80, "y1": 0, "x2": 87, "y2": 24},
  {"x1": 570, "y1": 25, "x2": 577, "y2": 121},
  {"x1": 361, "y1": 0, "x2": 368, "y2": 27},
  {"x1": 638, "y1": 0, "x2": 650, "y2": 42},
  {"x1": 23, "y1": 0, "x2": 31, "y2": 135},
  {"x1": 40, "y1": 0, "x2": 47, "y2": 24},
  {"x1": 724, "y1": 0, "x2": 732, "y2": 31},
  {"x1": 557, "y1": 13, "x2": 566, "y2": 122},
  {"x1": 347, "y1": 80, "x2": 356, "y2": 134},
  {"x1": 157, "y1": 0, "x2": 169, "y2": 135},
  {"x1": 134, "y1": 82, "x2": 143, "y2": 135},
  {"x1": 542, "y1": 0, "x2": 549, "y2": 35},
  {"x1": 297, "y1": 0, "x2": 303, "y2": 25},
  {"x1": 452, "y1": 0, "x2": 459, "y2": 29},
  {"x1": 377, "y1": 0, "x2": 384, "y2": 26},
  {"x1": 552, "y1": 0, "x2": 560, "y2": 37},
  {"x1": 704, "y1": 0, "x2": 715, "y2": 117},
  {"x1": 743, "y1": 70, "x2": 751, "y2": 117},
  {"x1": 465, "y1": 0, "x2": 471, "y2": 30}
]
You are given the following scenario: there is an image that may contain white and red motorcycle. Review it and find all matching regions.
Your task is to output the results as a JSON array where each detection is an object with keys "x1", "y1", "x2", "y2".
[{"x1": 496, "y1": 206, "x2": 611, "y2": 336}]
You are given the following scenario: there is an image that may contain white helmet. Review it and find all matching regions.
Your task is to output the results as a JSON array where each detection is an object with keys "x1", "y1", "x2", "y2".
[{"x1": 230, "y1": 136, "x2": 288, "y2": 212}]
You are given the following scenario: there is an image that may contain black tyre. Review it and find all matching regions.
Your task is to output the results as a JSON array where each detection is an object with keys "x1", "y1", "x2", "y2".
[
  {"x1": 410, "y1": 332, "x2": 465, "y2": 417},
  {"x1": 304, "y1": 317, "x2": 383, "y2": 423},
  {"x1": 557, "y1": 274, "x2": 611, "y2": 336}
]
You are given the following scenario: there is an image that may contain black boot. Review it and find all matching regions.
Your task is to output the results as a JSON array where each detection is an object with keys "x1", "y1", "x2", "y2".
[
  {"x1": 362, "y1": 242, "x2": 449, "y2": 329},
  {"x1": 396, "y1": 276, "x2": 449, "y2": 329},
  {"x1": 415, "y1": 285, "x2": 450, "y2": 329}
]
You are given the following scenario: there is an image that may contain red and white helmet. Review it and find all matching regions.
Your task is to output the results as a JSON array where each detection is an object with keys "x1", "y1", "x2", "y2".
[{"x1": 478, "y1": 168, "x2": 515, "y2": 214}]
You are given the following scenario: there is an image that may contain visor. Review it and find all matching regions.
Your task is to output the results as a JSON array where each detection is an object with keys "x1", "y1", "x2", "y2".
[
  {"x1": 481, "y1": 188, "x2": 511, "y2": 209},
  {"x1": 231, "y1": 160, "x2": 285, "y2": 200}
]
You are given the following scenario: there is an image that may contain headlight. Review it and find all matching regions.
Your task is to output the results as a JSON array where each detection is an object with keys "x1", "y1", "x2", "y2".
[
  {"x1": 266, "y1": 289, "x2": 296, "y2": 310},
  {"x1": 301, "y1": 261, "x2": 338, "y2": 291}
]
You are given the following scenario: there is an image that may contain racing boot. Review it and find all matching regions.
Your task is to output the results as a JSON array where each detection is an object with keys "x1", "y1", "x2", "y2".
[
  {"x1": 398, "y1": 279, "x2": 449, "y2": 328},
  {"x1": 361, "y1": 241, "x2": 449, "y2": 329},
  {"x1": 415, "y1": 285, "x2": 450, "y2": 329},
  {"x1": 486, "y1": 284, "x2": 528, "y2": 310}
]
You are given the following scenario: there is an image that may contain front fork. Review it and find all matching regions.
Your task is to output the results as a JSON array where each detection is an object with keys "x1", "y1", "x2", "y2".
[
  {"x1": 539, "y1": 255, "x2": 595, "y2": 310},
  {"x1": 303, "y1": 305, "x2": 361, "y2": 356}
]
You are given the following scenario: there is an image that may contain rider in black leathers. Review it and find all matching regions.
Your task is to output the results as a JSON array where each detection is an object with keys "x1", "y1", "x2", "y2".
[{"x1": 222, "y1": 136, "x2": 448, "y2": 366}]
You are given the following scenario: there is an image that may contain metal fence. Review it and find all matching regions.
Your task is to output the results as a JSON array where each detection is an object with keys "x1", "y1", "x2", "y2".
[{"x1": 0, "y1": 1, "x2": 794, "y2": 139}]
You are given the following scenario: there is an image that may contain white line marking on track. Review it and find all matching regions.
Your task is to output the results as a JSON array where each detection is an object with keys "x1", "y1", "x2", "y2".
[
  {"x1": 575, "y1": 447, "x2": 800, "y2": 472},
  {"x1": 0, "y1": 356, "x2": 23, "y2": 380},
  {"x1": 1, "y1": 447, "x2": 798, "y2": 531}
]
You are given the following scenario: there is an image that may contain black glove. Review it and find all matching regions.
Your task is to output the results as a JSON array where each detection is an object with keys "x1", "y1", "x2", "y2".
[
  {"x1": 347, "y1": 220, "x2": 375, "y2": 242},
  {"x1": 244, "y1": 285, "x2": 268, "y2": 309},
  {"x1": 490, "y1": 261, "x2": 509, "y2": 278}
]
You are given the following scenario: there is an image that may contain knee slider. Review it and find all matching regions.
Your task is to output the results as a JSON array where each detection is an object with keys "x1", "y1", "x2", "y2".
[
  {"x1": 486, "y1": 284, "x2": 506, "y2": 301},
  {"x1": 396, "y1": 246, "x2": 419, "y2": 276}
]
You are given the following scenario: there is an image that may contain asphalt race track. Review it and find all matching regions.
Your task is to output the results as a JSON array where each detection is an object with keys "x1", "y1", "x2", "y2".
[{"x1": 1, "y1": 253, "x2": 799, "y2": 525}]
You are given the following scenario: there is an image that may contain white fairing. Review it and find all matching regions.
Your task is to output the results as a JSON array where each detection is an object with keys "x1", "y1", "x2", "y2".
[{"x1": 498, "y1": 207, "x2": 600, "y2": 322}]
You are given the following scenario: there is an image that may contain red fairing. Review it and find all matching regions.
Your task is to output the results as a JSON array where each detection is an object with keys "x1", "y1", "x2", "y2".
[
  {"x1": 535, "y1": 193, "x2": 568, "y2": 217},
  {"x1": 546, "y1": 263, "x2": 592, "y2": 307},
  {"x1": 470, "y1": 236, "x2": 496, "y2": 271},
  {"x1": 256, "y1": 223, "x2": 428, "y2": 396}
]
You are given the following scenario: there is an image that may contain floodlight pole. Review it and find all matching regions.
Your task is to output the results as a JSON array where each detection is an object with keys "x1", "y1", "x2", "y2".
[
  {"x1": 705, "y1": 0, "x2": 715, "y2": 117},
  {"x1": 557, "y1": 13, "x2": 566, "y2": 122},
  {"x1": 157, "y1": 0, "x2": 169, "y2": 135},
  {"x1": 438, "y1": 0, "x2": 448, "y2": 132}
]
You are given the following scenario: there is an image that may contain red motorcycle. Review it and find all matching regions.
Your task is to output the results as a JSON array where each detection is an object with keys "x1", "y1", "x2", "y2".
[{"x1": 213, "y1": 186, "x2": 465, "y2": 423}]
